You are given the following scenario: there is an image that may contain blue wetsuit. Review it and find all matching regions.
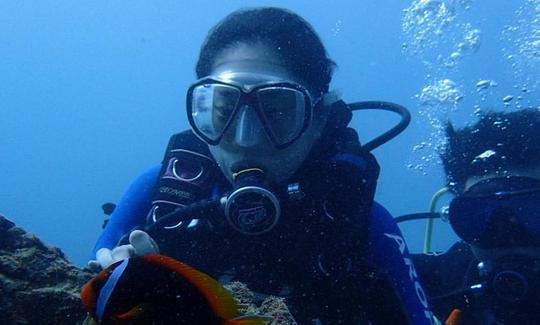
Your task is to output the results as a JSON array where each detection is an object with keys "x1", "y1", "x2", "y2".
[{"x1": 93, "y1": 164, "x2": 433, "y2": 324}]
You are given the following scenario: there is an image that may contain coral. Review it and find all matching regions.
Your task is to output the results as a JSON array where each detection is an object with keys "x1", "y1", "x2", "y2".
[
  {"x1": 0, "y1": 214, "x2": 93, "y2": 324},
  {"x1": 258, "y1": 296, "x2": 297, "y2": 325},
  {"x1": 0, "y1": 213, "x2": 298, "y2": 324},
  {"x1": 224, "y1": 281, "x2": 259, "y2": 315},
  {"x1": 224, "y1": 281, "x2": 255, "y2": 306},
  {"x1": 225, "y1": 281, "x2": 297, "y2": 325}
]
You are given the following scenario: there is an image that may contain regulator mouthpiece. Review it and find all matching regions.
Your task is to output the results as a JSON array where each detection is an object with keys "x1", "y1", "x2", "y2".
[
  {"x1": 225, "y1": 168, "x2": 280, "y2": 235},
  {"x1": 478, "y1": 257, "x2": 537, "y2": 305},
  {"x1": 492, "y1": 270, "x2": 529, "y2": 303}
]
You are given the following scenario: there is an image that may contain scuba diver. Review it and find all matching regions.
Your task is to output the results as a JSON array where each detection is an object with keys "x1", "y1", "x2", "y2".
[
  {"x1": 408, "y1": 109, "x2": 540, "y2": 324},
  {"x1": 87, "y1": 7, "x2": 434, "y2": 324},
  {"x1": 100, "y1": 202, "x2": 116, "y2": 229}
]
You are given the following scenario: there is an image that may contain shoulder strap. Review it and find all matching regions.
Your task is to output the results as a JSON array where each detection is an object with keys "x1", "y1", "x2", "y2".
[
  {"x1": 298, "y1": 100, "x2": 380, "y2": 257},
  {"x1": 280, "y1": 101, "x2": 383, "y2": 322}
]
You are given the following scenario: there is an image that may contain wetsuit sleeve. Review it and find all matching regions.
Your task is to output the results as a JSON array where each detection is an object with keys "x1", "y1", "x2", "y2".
[
  {"x1": 90, "y1": 164, "x2": 160, "y2": 259},
  {"x1": 366, "y1": 202, "x2": 435, "y2": 325}
]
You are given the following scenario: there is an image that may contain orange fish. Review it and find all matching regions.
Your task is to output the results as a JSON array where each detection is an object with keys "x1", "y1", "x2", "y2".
[
  {"x1": 445, "y1": 309, "x2": 463, "y2": 325},
  {"x1": 80, "y1": 254, "x2": 268, "y2": 325}
]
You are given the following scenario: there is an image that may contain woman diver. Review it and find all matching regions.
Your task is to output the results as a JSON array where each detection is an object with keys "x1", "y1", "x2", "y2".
[{"x1": 88, "y1": 7, "x2": 433, "y2": 324}]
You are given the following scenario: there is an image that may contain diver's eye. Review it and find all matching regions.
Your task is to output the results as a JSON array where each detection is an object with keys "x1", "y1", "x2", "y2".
[
  {"x1": 211, "y1": 87, "x2": 239, "y2": 129},
  {"x1": 267, "y1": 110, "x2": 285, "y2": 121},
  {"x1": 214, "y1": 105, "x2": 232, "y2": 120},
  {"x1": 213, "y1": 90, "x2": 237, "y2": 118},
  {"x1": 260, "y1": 98, "x2": 286, "y2": 120}
]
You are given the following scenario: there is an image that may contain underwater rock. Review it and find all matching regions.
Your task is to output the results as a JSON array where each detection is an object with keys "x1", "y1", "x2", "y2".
[
  {"x1": 0, "y1": 214, "x2": 297, "y2": 324},
  {"x1": 0, "y1": 214, "x2": 93, "y2": 324}
]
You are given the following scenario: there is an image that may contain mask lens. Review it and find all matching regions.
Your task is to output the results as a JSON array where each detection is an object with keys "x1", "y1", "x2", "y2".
[
  {"x1": 190, "y1": 83, "x2": 240, "y2": 142},
  {"x1": 449, "y1": 196, "x2": 493, "y2": 243},
  {"x1": 257, "y1": 87, "x2": 307, "y2": 146},
  {"x1": 514, "y1": 190, "x2": 540, "y2": 237},
  {"x1": 449, "y1": 189, "x2": 540, "y2": 244}
]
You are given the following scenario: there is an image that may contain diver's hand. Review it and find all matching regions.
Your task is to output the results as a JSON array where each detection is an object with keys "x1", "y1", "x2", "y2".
[
  {"x1": 88, "y1": 230, "x2": 160, "y2": 270},
  {"x1": 128, "y1": 229, "x2": 160, "y2": 255}
]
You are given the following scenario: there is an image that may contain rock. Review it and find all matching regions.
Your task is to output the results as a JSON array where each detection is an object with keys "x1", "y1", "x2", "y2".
[
  {"x1": 0, "y1": 213, "x2": 297, "y2": 324},
  {"x1": 0, "y1": 214, "x2": 93, "y2": 324}
]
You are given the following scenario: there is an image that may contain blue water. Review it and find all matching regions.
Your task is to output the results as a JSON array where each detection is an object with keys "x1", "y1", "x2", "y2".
[{"x1": 0, "y1": 0, "x2": 537, "y2": 266}]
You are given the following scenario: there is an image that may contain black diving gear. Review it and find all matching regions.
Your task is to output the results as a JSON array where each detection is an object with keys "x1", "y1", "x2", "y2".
[
  {"x1": 142, "y1": 99, "x2": 410, "y2": 238},
  {"x1": 413, "y1": 242, "x2": 540, "y2": 324},
  {"x1": 474, "y1": 255, "x2": 540, "y2": 324},
  {"x1": 187, "y1": 77, "x2": 318, "y2": 149},
  {"x1": 408, "y1": 176, "x2": 540, "y2": 324},
  {"x1": 449, "y1": 177, "x2": 540, "y2": 248},
  {"x1": 446, "y1": 254, "x2": 540, "y2": 324},
  {"x1": 394, "y1": 212, "x2": 442, "y2": 224},
  {"x1": 477, "y1": 256, "x2": 540, "y2": 305},
  {"x1": 102, "y1": 203, "x2": 116, "y2": 216},
  {"x1": 101, "y1": 202, "x2": 116, "y2": 229},
  {"x1": 225, "y1": 168, "x2": 280, "y2": 235},
  {"x1": 109, "y1": 98, "x2": 424, "y2": 324}
]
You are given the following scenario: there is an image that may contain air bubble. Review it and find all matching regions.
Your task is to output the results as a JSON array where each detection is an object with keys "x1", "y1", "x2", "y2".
[
  {"x1": 332, "y1": 19, "x2": 343, "y2": 36},
  {"x1": 502, "y1": 95, "x2": 514, "y2": 103},
  {"x1": 472, "y1": 149, "x2": 497, "y2": 164},
  {"x1": 475, "y1": 79, "x2": 497, "y2": 91},
  {"x1": 419, "y1": 79, "x2": 463, "y2": 108}
]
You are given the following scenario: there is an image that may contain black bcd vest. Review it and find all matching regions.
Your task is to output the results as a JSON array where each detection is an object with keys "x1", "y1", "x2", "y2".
[{"x1": 142, "y1": 101, "x2": 407, "y2": 323}]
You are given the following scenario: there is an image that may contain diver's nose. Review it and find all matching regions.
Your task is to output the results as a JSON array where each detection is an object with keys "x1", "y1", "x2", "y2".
[{"x1": 233, "y1": 105, "x2": 263, "y2": 147}]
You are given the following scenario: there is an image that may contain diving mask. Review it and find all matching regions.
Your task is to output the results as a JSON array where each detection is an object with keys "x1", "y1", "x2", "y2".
[
  {"x1": 449, "y1": 177, "x2": 540, "y2": 247},
  {"x1": 187, "y1": 72, "x2": 321, "y2": 149}
]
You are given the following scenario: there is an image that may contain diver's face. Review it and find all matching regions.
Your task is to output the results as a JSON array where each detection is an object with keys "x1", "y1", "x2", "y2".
[
  {"x1": 464, "y1": 166, "x2": 540, "y2": 261},
  {"x1": 205, "y1": 42, "x2": 328, "y2": 184}
]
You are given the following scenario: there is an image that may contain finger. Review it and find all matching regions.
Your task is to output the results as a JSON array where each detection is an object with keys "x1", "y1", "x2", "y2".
[
  {"x1": 87, "y1": 260, "x2": 102, "y2": 272},
  {"x1": 95, "y1": 248, "x2": 115, "y2": 269},
  {"x1": 111, "y1": 244, "x2": 136, "y2": 261},
  {"x1": 129, "y1": 230, "x2": 160, "y2": 255}
]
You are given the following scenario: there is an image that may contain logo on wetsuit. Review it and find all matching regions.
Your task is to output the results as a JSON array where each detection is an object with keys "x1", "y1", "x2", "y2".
[{"x1": 385, "y1": 233, "x2": 435, "y2": 325}]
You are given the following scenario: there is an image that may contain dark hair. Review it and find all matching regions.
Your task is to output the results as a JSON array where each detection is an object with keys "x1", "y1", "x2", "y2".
[
  {"x1": 196, "y1": 7, "x2": 335, "y2": 95},
  {"x1": 441, "y1": 108, "x2": 540, "y2": 192}
]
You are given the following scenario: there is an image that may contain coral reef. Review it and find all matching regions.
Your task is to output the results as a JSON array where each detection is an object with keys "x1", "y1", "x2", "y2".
[
  {"x1": 225, "y1": 281, "x2": 297, "y2": 325},
  {"x1": 0, "y1": 214, "x2": 93, "y2": 324},
  {"x1": 0, "y1": 214, "x2": 297, "y2": 324},
  {"x1": 258, "y1": 296, "x2": 297, "y2": 325}
]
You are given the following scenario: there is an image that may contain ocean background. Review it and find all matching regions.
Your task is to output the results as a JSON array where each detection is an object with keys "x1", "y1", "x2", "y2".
[{"x1": 1, "y1": 0, "x2": 538, "y2": 266}]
